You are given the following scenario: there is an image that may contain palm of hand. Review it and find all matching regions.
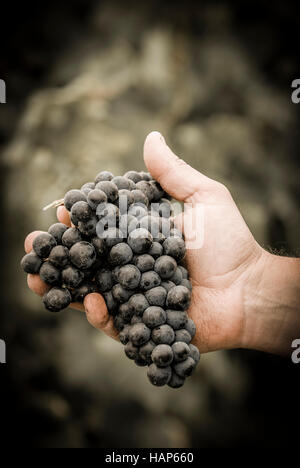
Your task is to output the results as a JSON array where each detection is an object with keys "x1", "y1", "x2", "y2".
[{"x1": 182, "y1": 189, "x2": 262, "y2": 352}]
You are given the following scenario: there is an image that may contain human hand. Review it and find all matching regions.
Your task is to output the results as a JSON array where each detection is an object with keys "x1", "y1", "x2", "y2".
[
  {"x1": 25, "y1": 131, "x2": 300, "y2": 354},
  {"x1": 144, "y1": 132, "x2": 300, "y2": 355}
]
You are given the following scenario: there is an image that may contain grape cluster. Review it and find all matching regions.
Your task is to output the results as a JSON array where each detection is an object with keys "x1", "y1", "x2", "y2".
[{"x1": 21, "y1": 170, "x2": 200, "y2": 388}]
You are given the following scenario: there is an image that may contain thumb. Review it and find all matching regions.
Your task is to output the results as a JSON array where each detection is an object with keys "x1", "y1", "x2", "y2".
[{"x1": 143, "y1": 131, "x2": 215, "y2": 201}]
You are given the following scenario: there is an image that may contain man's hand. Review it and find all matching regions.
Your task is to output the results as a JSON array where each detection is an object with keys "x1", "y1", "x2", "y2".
[{"x1": 24, "y1": 131, "x2": 300, "y2": 354}]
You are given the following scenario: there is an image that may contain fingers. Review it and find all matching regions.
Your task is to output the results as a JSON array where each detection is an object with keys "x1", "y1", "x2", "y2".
[
  {"x1": 56, "y1": 205, "x2": 71, "y2": 227},
  {"x1": 24, "y1": 230, "x2": 44, "y2": 253},
  {"x1": 84, "y1": 293, "x2": 119, "y2": 340},
  {"x1": 27, "y1": 274, "x2": 50, "y2": 296},
  {"x1": 143, "y1": 131, "x2": 215, "y2": 201}
]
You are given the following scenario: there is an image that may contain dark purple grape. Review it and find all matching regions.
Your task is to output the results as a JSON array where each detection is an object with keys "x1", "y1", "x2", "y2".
[{"x1": 21, "y1": 252, "x2": 42, "y2": 274}]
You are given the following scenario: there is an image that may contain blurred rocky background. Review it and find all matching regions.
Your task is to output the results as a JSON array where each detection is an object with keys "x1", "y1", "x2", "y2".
[{"x1": 0, "y1": 0, "x2": 300, "y2": 448}]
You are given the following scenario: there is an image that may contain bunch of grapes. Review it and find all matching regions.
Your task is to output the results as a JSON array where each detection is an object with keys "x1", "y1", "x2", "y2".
[{"x1": 21, "y1": 170, "x2": 200, "y2": 388}]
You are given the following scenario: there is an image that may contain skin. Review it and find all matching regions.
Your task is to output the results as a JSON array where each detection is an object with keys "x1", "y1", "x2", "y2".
[{"x1": 25, "y1": 131, "x2": 300, "y2": 354}]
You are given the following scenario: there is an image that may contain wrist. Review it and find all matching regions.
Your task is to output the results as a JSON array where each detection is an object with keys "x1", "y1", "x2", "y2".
[{"x1": 241, "y1": 248, "x2": 300, "y2": 355}]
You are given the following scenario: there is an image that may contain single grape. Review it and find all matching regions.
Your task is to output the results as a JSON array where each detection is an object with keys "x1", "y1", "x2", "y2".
[
  {"x1": 128, "y1": 293, "x2": 149, "y2": 316},
  {"x1": 147, "y1": 363, "x2": 172, "y2": 386},
  {"x1": 133, "y1": 254, "x2": 155, "y2": 272},
  {"x1": 152, "y1": 324, "x2": 175, "y2": 345},
  {"x1": 143, "y1": 306, "x2": 166, "y2": 328},
  {"x1": 20, "y1": 252, "x2": 42, "y2": 274},
  {"x1": 87, "y1": 189, "x2": 107, "y2": 210},
  {"x1": 140, "y1": 271, "x2": 161, "y2": 290},
  {"x1": 151, "y1": 344, "x2": 173, "y2": 367},
  {"x1": 124, "y1": 171, "x2": 142, "y2": 183},
  {"x1": 108, "y1": 242, "x2": 133, "y2": 266},
  {"x1": 145, "y1": 286, "x2": 167, "y2": 307},
  {"x1": 43, "y1": 287, "x2": 71, "y2": 312},
  {"x1": 118, "y1": 264, "x2": 141, "y2": 290},
  {"x1": 64, "y1": 189, "x2": 86, "y2": 211},
  {"x1": 129, "y1": 323, "x2": 151, "y2": 346},
  {"x1": 166, "y1": 285, "x2": 191, "y2": 310},
  {"x1": 94, "y1": 171, "x2": 114, "y2": 184},
  {"x1": 163, "y1": 237, "x2": 186, "y2": 262},
  {"x1": 172, "y1": 341, "x2": 190, "y2": 362},
  {"x1": 48, "y1": 223, "x2": 68, "y2": 244},
  {"x1": 166, "y1": 309, "x2": 188, "y2": 330},
  {"x1": 95, "y1": 181, "x2": 118, "y2": 202},
  {"x1": 71, "y1": 201, "x2": 93, "y2": 222},
  {"x1": 33, "y1": 232, "x2": 57, "y2": 259},
  {"x1": 69, "y1": 241, "x2": 96, "y2": 269},
  {"x1": 62, "y1": 228, "x2": 82, "y2": 249},
  {"x1": 154, "y1": 255, "x2": 177, "y2": 279},
  {"x1": 112, "y1": 176, "x2": 131, "y2": 190},
  {"x1": 62, "y1": 266, "x2": 84, "y2": 288},
  {"x1": 39, "y1": 262, "x2": 60, "y2": 285}
]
